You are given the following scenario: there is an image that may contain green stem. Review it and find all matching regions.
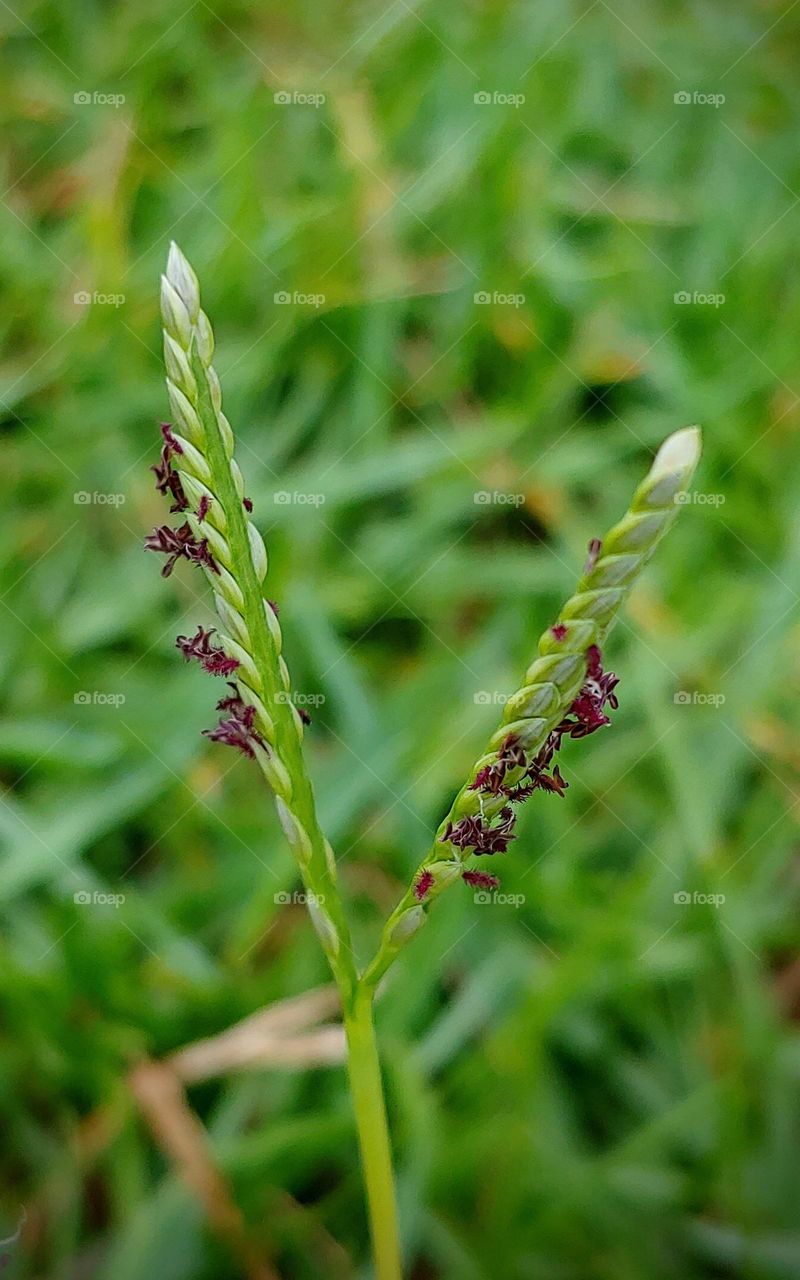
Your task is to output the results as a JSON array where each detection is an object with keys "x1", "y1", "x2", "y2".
[{"x1": 344, "y1": 985, "x2": 403, "y2": 1280}]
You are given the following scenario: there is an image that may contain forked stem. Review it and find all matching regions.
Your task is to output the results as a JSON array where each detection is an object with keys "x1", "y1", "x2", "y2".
[
  {"x1": 343, "y1": 985, "x2": 403, "y2": 1280},
  {"x1": 152, "y1": 246, "x2": 701, "y2": 1280}
]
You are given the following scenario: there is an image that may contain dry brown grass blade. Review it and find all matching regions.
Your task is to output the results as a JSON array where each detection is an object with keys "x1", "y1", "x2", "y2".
[{"x1": 168, "y1": 985, "x2": 346, "y2": 1083}]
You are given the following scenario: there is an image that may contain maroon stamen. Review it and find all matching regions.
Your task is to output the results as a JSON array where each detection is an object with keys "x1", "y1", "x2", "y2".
[
  {"x1": 176, "y1": 625, "x2": 239, "y2": 676},
  {"x1": 152, "y1": 448, "x2": 188, "y2": 513},
  {"x1": 442, "y1": 806, "x2": 516, "y2": 856},
  {"x1": 469, "y1": 734, "x2": 527, "y2": 794},
  {"x1": 414, "y1": 870, "x2": 435, "y2": 901},
  {"x1": 462, "y1": 646, "x2": 619, "y2": 873},
  {"x1": 151, "y1": 424, "x2": 188, "y2": 513},
  {"x1": 216, "y1": 684, "x2": 246, "y2": 714},
  {"x1": 203, "y1": 686, "x2": 265, "y2": 759},
  {"x1": 161, "y1": 422, "x2": 183, "y2": 454},
  {"x1": 144, "y1": 523, "x2": 219, "y2": 577},
  {"x1": 462, "y1": 870, "x2": 500, "y2": 891}
]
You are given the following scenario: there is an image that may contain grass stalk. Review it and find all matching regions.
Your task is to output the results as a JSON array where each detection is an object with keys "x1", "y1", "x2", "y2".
[{"x1": 344, "y1": 987, "x2": 403, "y2": 1280}]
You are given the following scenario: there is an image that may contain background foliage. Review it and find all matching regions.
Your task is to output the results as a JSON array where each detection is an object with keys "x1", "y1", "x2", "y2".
[{"x1": 2, "y1": 1, "x2": 800, "y2": 1276}]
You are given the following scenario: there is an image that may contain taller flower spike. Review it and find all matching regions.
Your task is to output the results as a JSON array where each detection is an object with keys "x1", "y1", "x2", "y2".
[{"x1": 146, "y1": 242, "x2": 357, "y2": 1002}]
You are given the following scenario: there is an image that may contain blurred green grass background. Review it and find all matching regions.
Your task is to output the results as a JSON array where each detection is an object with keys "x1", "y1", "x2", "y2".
[{"x1": 2, "y1": 1, "x2": 800, "y2": 1276}]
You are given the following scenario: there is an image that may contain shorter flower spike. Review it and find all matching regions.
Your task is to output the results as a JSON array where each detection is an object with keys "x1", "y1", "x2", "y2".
[
  {"x1": 176, "y1": 625, "x2": 239, "y2": 676},
  {"x1": 364, "y1": 427, "x2": 702, "y2": 991}
]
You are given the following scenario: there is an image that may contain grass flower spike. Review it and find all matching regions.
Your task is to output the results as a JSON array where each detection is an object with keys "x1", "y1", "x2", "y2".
[
  {"x1": 148, "y1": 243, "x2": 357, "y2": 1002},
  {"x1": 145, "y1": 242, "x2": 700, "y2": 1280},
  {"x1": 363, "y1": 425, "x2": 701, "y2": 989}
]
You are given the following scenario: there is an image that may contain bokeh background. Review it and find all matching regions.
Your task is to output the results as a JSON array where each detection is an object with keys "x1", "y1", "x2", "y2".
[{"x1": 2, "y1": 2, "x2": 800, "y2": 1277}]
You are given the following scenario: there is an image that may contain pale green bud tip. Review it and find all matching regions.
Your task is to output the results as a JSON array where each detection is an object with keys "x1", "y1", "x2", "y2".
[
  {"x1": 652, "y1": 426, "x2": 701, "y2": 479},
  {"x1": 636, "y1": 426, "x2": 702, "y2": 509},
  {"x1": 166, "y1": 242, "x2": 200, "y2": 322}
]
